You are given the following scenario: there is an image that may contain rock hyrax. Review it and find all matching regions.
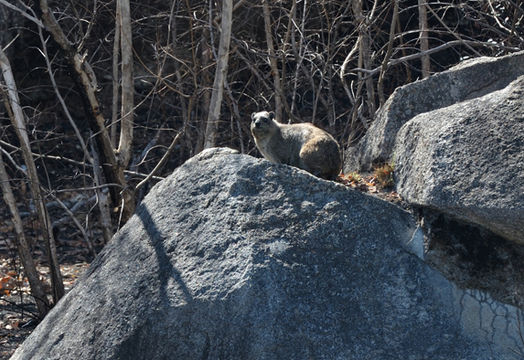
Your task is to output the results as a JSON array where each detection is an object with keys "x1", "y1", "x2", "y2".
[{"x1": 250, "y1": 111, "x2": 342, "y2": 180}]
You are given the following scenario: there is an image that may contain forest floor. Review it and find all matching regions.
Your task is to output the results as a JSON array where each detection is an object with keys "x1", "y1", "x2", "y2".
[
  {"x1": 0, "y1": 170, "x2": 403, "y2": 359},
  {"x1": 0, "y1": 200, "x2": 101, "y2": 359},
  {"x1": 0, "y1": 261, "x2": 89, "y2": 359}
]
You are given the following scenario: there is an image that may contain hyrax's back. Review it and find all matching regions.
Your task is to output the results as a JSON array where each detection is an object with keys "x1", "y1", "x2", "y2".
[
  {"x1": 290, "y1": 123, "x2": 341, "y2": 180},
  {"x1": 251, "y1": 111, "x2": 342, "y2": 180}
]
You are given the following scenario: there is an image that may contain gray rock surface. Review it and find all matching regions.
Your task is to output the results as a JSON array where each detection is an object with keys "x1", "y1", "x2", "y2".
[
  {"x1": 344, "y1": 51, "x2": 524, "y2": 172},
  {"x1": 394, "y1": 76, "x2": 524, "y2": 245},
  {"x1": 12, "y1": 149, "x2": 522, "y2": 360}
]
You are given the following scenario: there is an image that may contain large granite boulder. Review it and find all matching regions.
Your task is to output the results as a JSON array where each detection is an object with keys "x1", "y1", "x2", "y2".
[
  {"x1": 344, "y1": 51, "x2": 524, "y2": 172},
  {"x1": 394, "y1": 76, "x2": 524, "y2": 245},
  {"x1": 11, "y1": 149, "x2": 523, "y2": 359}
]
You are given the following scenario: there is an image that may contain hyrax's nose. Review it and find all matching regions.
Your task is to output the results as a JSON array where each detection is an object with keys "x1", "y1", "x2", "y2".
[{"x1": 254, "y1": 120, "x2": 261, "y2": 128}]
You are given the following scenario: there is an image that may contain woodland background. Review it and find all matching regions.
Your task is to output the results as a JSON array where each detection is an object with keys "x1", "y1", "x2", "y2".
[{"x1": 0, "y1": 0, "x2": 523, "y2": 325}]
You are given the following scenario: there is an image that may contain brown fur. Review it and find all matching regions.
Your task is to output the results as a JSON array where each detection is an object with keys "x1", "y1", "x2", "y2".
[{"x1": 250, "y1": 111, "x2": 342, "y2": 180}]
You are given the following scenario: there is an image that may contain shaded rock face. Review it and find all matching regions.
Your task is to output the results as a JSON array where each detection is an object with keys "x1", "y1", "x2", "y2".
[
  {"x1": 418, "y1": 209, "x2": 524, "y2": 309},
  {"x1": 11, "y1": 149, "x2": 521, "y2": 360},
  {"x1": 394, "y1": 76, "x2": 524, "y2": 245},
  {"x1": 344, "y1": 51, "x2": 524, "y2": 173}
]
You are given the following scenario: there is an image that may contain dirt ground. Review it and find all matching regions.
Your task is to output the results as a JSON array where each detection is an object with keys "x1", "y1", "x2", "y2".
[
  {"x1": 0, "y1": 260, "x2": 89, "y2": 359},
  {"x1": 0, "y1": 197, "x2": 100, "y2": 359}
]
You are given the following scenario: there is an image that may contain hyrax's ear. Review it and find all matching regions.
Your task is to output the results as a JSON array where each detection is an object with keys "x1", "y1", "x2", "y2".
[
  {"x1": 251, "y1": 112, "x2": 256, "y2": 120},
  {"x1": 268, "y1": 111, "x2": 275, "y2": 120}
]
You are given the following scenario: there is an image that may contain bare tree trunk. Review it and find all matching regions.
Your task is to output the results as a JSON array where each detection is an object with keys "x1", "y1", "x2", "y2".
[
  {"x1": 90, "y1": 139, "x2": 114, "y2": 244},
  {"x1": 36, "y1": 0, "x2": 135, "y2": 224},
  {"x1": 378, "y1": 0, "x2": 399, "y2": 104},
  {"x1": 36, "y1": 6, "x2": 113, "y2": 244},
  {"x1": 361, "y1": 33, "x2": 376, "y2": 116},
  {"x1": 203, "y1": 0, "x2": 233, "y2": 149},
  {"x1": 111, "y1": 2, "x2": 121, "y2": 147},
  {"x1": 116, "y1": 0, "x2": 134, "y2": 167},
  {"x1": 280, "y1": 0, "x2": 296, "y2": 110},
  {"x1": 37, "y1": 25, "x2": 93, "y2": 164},
  {"x1": 0, "y1": 45, "x2": 64, "y2": 302},
  {"x1": 353, "y1": 0, "x2": 376, "y2": 116},
  {"x1": 0, "y1": 140, "x2": 50, "y2": 319},
  {"x1": 223, "y1": 78, "x2": 245, "y2": 153},
  {"x1": 197, "y1": 26, "x2": 212, "y2": 153},
  {"x1": 418, "y1": 0, "x2": 430, "y2": 78},
  {"x1": 262, "y1": 0, "x2": 283, "y2": 121}
]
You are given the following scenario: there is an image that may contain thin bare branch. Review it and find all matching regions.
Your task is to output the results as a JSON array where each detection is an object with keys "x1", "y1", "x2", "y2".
[
  {"x1": 135, "y1": 131, "x2": 183, "y2": 190},
  {"x1": 46, "y1": 190, "x2": 96, "y2": 257},
  {"x1": 350, "y1": 40, "x2": 518, "y2": 77},
  {"x1": 0, "y1": 0, "x2": 44, "y2": 27}
]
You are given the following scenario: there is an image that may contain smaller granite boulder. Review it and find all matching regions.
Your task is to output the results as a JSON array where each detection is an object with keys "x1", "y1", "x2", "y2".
[
  {"x1": 344, "y1": 51, "x2": 524, "y2": 172},
  {"x1": 394, "y1": 76, "x2": 524, "y2": 244}
]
